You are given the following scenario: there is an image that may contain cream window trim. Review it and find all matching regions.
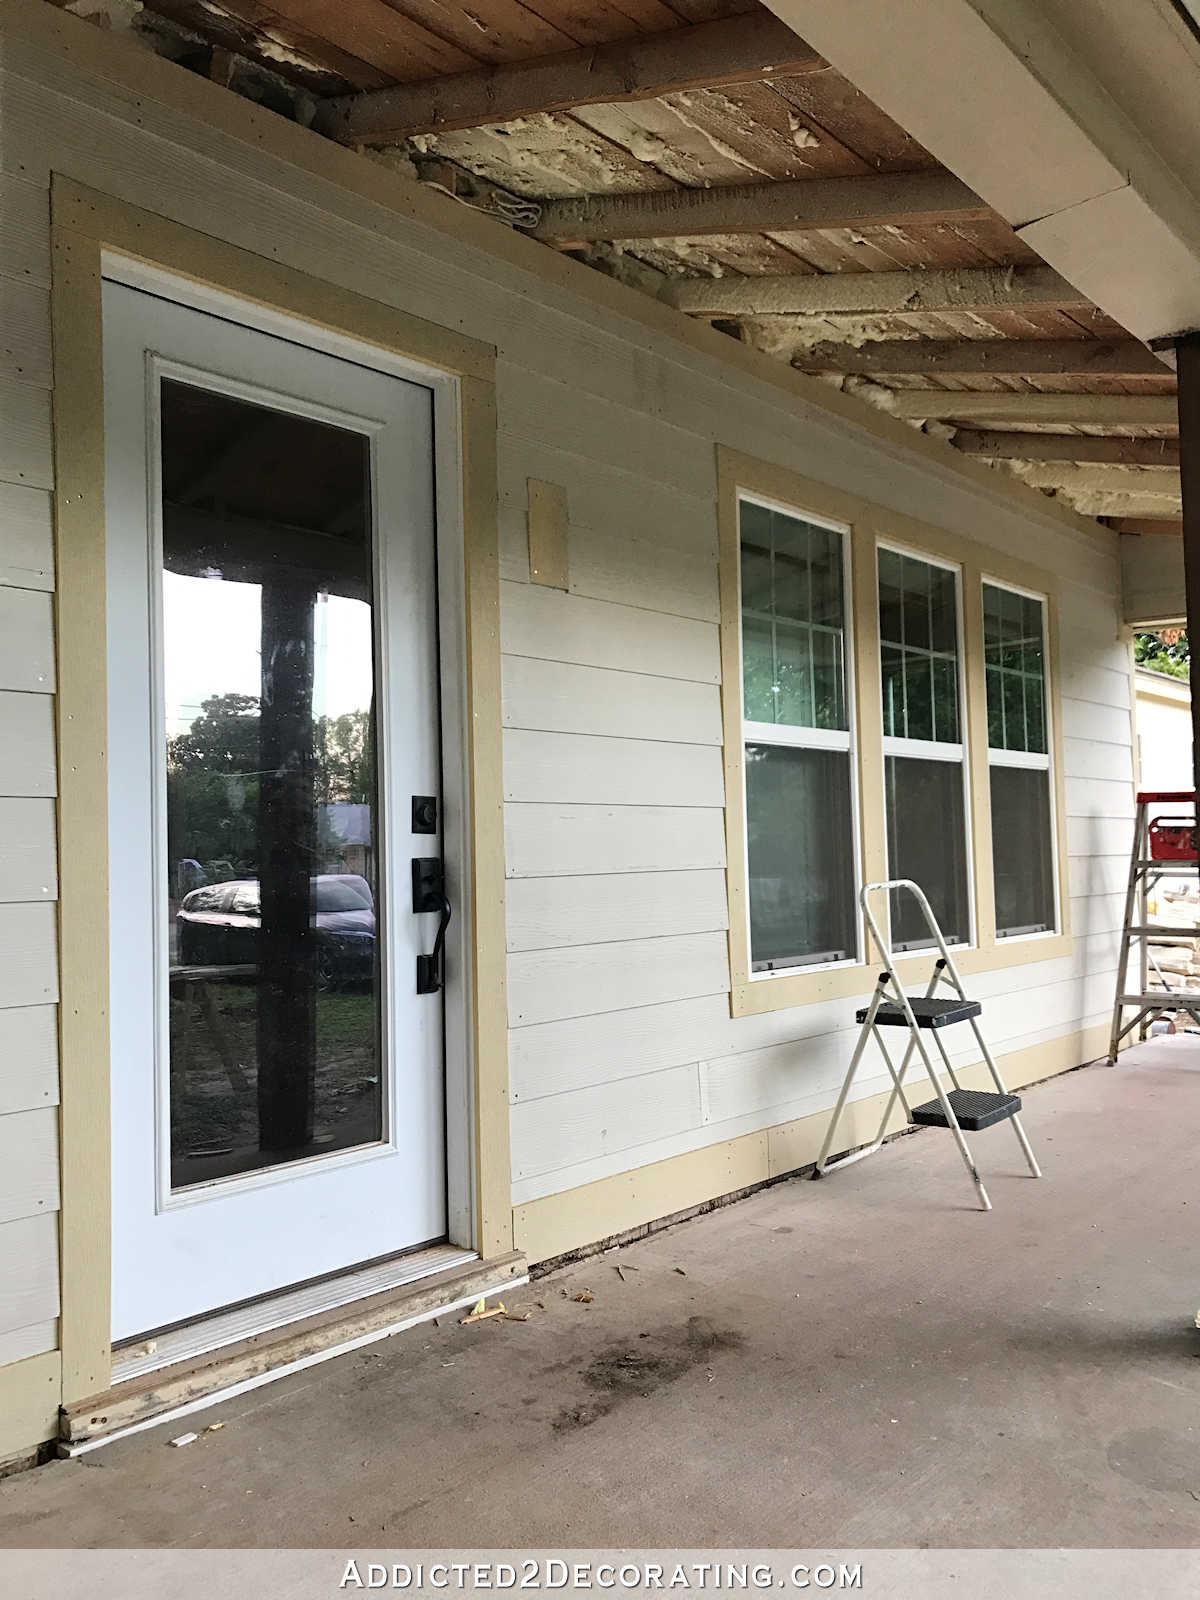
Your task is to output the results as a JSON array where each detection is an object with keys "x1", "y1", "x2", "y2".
[
  {"x1": 717, "y1": 445, "x2": 1074, "y2": 1021},
  {"x1": 876, "y1": 539, "x2": 977, "y2": 953},
  {"x1": 981, "y1": 577, "x2": 1063, "y2": 943}
]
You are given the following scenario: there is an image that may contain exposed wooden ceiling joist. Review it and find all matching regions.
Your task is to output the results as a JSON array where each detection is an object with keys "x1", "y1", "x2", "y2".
[
  {"x1": 886, "y1": 392, "x2": 1179, "y2": 425},
  {"x1": 954, "y1": 431, "x2": 1180, "y2": 466},
  {"x1": 793, "y1": 338, "x2": 1165, "y2": 377},
  {"x1": 1011, "y1": 463, "x2": 1181, "y2": 497},
  {"x1": 1109, "y1": 518, "x2": 1183, "y2": 534},
  {"x1": 313, "y1": 14, "x2": 822, "y2": 144},
  {"x1": 530, "y1": 171, "x2": 990, "y2": 246},
  {"x1": 1068, "y1": 495, "x2": 1184, "y2": 517},
  {"x1": 661, "y1": 265, "x2": 1092, "y2": 317}
]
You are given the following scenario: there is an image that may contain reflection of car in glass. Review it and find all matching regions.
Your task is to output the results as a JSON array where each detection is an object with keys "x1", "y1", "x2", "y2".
[{"x1": 176, "y1": 874, "x2": 375, "y2": 985}]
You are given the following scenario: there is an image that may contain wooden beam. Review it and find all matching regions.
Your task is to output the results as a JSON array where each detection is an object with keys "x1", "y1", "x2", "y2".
[
  {"x1": 793, "y1": 337, "x2": 1166, "y2": 377},
  {"x1": 662, "y1": 265, "x2": 1093, "y2": 318},
  {"x1": 314, "y1": 15, "x2": 823, "y2": 143},
  {"x1": 954, "y1": 431, "x2": 1180, "y2": 465},
  {"x1": 1109, "y1": 517, "x2": 1183, "y2": 534},
  {"x1": 1067, "y1": 494, "x2": 1184, "y2": 517},
  {"x1": 531, "y1": 171, "x2": 990, "y2": 246},
  {"x1": 886, "y1": 392, "x2": 1179, "y2": 425},
  {"x1": 1011, "y1": 463, "x2": 1181, "y2": 496}
]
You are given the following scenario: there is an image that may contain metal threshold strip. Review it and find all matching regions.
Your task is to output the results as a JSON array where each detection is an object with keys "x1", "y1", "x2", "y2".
[
  {"x1": 112, "y1": 1243, "x2": 478, "y2": 1384},
  {"x1": 62, "y1": 1249, "x2": 528, "y2": 1456}
]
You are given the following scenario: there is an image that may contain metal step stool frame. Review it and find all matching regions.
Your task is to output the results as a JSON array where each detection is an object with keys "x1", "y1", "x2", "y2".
[{"x1": 813, "y1": 878, "x2": 1042, "y2": 1211}]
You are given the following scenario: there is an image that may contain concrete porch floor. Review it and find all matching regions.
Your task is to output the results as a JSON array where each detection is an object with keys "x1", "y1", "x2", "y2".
[{"x1": 4, "y1": 1038, "x2": 1200, "y2": 1548}]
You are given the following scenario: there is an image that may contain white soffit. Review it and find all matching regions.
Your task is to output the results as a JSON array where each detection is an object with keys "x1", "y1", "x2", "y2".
[{"x1": 760, "y1": 0, "x2": 1200, "y2": 341}]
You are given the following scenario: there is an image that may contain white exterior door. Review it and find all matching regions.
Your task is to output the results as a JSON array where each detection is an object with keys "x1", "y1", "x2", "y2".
[{"x1": 104, "y1": 278, "x2": 447, "y2": 1340}]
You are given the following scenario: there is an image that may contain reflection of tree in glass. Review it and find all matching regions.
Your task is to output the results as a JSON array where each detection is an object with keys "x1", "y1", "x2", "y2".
[{"x1": 166, "y1": 692, "x2": 374, "y2": 887}]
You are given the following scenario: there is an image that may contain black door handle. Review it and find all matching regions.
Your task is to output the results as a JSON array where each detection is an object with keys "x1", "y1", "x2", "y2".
[{"x1": 412, "y1": 858, "x2": 451, "y2": 995}]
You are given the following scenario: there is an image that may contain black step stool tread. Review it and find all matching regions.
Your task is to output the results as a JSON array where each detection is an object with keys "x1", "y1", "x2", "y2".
[
  {"x1": 856, "y1": 997, "x2": 982, "y2": 1028},
  {"x1": 909, "y1": 1089, "x2": 1021, "y2": 1131}
]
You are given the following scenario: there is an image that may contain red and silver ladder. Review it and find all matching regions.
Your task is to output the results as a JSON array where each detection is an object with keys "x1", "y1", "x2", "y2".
[
  {"x1": 814, "y1": 879, "x2": 1041, "y2": 1211},
  {"x1": 1107, "y1": 790, "x2": 1200, "y2": 1065}
]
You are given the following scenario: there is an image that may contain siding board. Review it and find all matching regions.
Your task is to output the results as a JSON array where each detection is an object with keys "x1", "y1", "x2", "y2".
[
  {"x1": 503, "y1": 729, "x2": 724, "y2": 807},
  {"x1": 0, "y1": 1212, "x2": 59, "y2": 1336},
  {"x1": 510, "y1": 1063, "x2": 702, "y2": 1182},
  {"x1": 0, "y1": 482, "x2": 54, "y2": 591},
  {"x1": 503, "y1": 656, "x2": 722, "y2": 744},
  {"x1": 0, "y1": 373, "x2": 53, "y2": 488},
  {"x1": 501, "y1": 581, "x2": 720, "y2": 683},
  {"x1": 505, "y1": 803, "x2": 726, "y2": 877},
  {"x1": 0, "y1": 902, "x2": 59, "y2": 1009},
  {"x1": 0, "y1": 1005, "x2": 58, "y2": 1116},
  {"x1": 508, "y1": 931, "x2": 730, "y2": 1028},
  {"x1": 0, "y1": 1105, "x2": 59, "y2": 1225},
  {"x1": 0, "y1": 276, "x2": 51, "y2": 386},
  {"x1": 507, "y1": 869, "x2": 728, "y2": 952},
  {"x1": 0, "y1": 690, "x2": 55, "y2": 796},
  {"x1": 0, "y1": 797, "x2": 57, "y2": 902},
  {"x1": 0, "y1": 172, "x2": 50, "y2": 288},
  {"x1": 0, "y1": 587, "x2": 54, "y2": 691}
]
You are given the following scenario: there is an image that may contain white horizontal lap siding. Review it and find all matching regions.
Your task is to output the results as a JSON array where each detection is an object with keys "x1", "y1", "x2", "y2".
[
  {"x1": 0, "y1": 689, "x2": 55, "y2": 796},
  {"x1": 502, "y1": 657, "x2": 722, "y2": 745},
  {"x1": 0, "y1": 1006, "x2": 58, "y2": 1117},
  {"x1": 0, "y1": 153, "x2": 60, "y2": 1365},
  {"x1": 506, "y1": 804, "x2": 726, "y2": 878},
  {"x1": 506, "y1": 869, "x2": 729, "y2": 952},
  {"x1": 510, "y1": 1064, "x2": 703, "y2": 1184},
  {"x1": 0, "y1": 482, "x2": 53, "y2": 590},
  {"x1": 501, "y1": 583, "x2": 719, "y2": 683},
  {"x1": 508, "y1": 931, "x2": 730, "y2": 1030},
  {"x1": 0, "y1": 30, "x2": 1136, "y2": 1235}
]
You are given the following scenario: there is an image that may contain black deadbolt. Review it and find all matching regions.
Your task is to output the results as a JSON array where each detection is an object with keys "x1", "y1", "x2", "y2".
[{"x1": 412, "y1": 795, "x2": 438, "y2": 834}]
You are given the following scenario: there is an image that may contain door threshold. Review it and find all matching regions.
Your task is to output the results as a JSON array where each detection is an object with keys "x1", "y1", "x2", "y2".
[
  {"x1": 112, "y1": 1242, "x2": 478, "y2": 1384},
  {"x1": 62, "y1": 1249, "x2": 527, "y2": 1454}
]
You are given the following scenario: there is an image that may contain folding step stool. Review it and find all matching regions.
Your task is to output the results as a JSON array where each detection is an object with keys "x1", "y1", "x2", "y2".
[
  {"x1": 813, "y1": 879, "x2": 1042, "y2": 1211},
  {"x1": 1107, "y1": 790, "x2": 1200, "y2": 1065}
]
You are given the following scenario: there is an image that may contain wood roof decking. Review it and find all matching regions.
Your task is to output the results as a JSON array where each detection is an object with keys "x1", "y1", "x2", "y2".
[{"x1": 78, "y1": 0, "x2": 1180, "y2": 524}]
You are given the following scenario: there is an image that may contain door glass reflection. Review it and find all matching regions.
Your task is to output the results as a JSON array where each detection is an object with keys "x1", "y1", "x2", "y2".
[{"x1": 161, "y1": 378, "x2": 382, "y2": 1188}]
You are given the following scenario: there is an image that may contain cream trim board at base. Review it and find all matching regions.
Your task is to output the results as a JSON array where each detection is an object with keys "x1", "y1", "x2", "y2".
[
  {"x1": 50, "y1": 178, "x2": 510, "y2": 1408},
  {"x1": 514, "y1": 1023, "x2": 1106, "y2": 1263},
  {"x1": 717, "y1": 446, "x2": 1073, "y2": 1020}
]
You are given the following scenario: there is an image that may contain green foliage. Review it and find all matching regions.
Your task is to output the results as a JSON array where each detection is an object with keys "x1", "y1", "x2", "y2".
[
  {"x1": 166, "y1": 692, "x2": 374, "y2": 888},
  {"x1": 1134, "y1": 630, "x2": 1190, "y2": 681}
]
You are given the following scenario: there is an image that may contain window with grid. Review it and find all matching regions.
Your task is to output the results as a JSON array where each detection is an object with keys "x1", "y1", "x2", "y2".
[
  {"x1": 739, "y1": 496, "x2": 857, "y2": 972},
  {"x1": 983, "y1": 582, "x2": 1057, "y2": 938},
  {"x1": 877, "y1": 547, "x2": 971, "y2": 950}
]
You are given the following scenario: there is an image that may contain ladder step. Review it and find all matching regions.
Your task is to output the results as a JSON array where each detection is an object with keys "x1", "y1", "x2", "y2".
[
  {"x1": 859, "y1": 996, "x2": 982, "y2": 1029},
  {"x1": 1127, "y1": 926, "x2": 1200, "y2": 938},
  {"x1": 910, "y1": 1089, "x2": 1021, "y2": 1131},
  {"x1": 1120, "y1": 985, "x2": 1200, "y2": 998}
]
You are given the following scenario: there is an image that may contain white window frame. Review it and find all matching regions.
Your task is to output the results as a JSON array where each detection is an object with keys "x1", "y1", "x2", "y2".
[
  {"x1": 876, "y1": 538, "x2": 976, "y2": 953},
  {"x1": 737, "y1": 490, "x2": 862, "y2": 977},
  {"x1": 982, "y1": 576, "x2": 1061, "y2": 942}
]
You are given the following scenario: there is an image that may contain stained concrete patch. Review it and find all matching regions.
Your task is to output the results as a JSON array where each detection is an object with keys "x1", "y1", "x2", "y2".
[
  {"x1": 1106, "y1": 1428, "x2": 1200, "y2": 1495},
  {"x1": 553, "y1": 1317, "x2": 743, "y2": 1431}
]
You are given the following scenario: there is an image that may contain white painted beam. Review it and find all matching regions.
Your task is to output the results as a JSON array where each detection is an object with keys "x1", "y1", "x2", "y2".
[{"x1": 758, "y1": 0, "x2": 1200, "y2": 342}]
